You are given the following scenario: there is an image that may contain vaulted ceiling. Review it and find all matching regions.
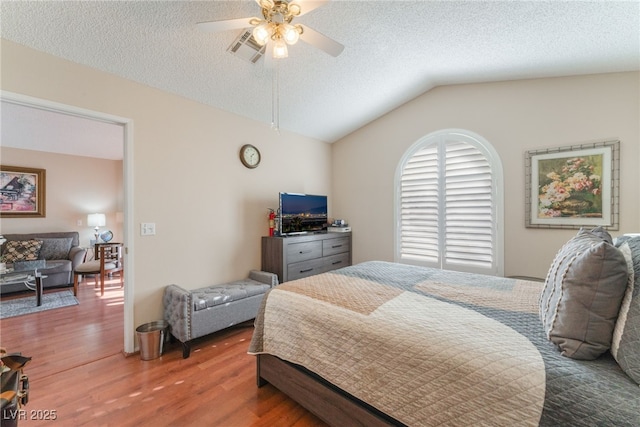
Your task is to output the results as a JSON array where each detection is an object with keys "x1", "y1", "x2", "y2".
[{"x1": 2, "y1": 0, "x2": 639, "y2": 149}]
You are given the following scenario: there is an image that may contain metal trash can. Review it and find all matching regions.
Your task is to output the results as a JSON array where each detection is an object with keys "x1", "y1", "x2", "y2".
[{"x1": 136, "y1": 320, "x2": 168, "y2": 360}]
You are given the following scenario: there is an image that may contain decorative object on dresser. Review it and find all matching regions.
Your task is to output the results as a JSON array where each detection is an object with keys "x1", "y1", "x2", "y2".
[
  {"x1": 163, "y1": 270, "x2": 278, "y2": 358},
  {"x1": 262, "y1": 232, "x2": 351, "y2": 283},
  {"x1": 0, "y1": 165, "x2": 46, "y2": 218},
  {"x1": 328, "y1": 218, "x2": 351, "y2": 233}
]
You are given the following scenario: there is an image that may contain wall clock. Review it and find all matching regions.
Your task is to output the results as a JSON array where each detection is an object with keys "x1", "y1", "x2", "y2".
[{"x1": 239, "y1": 144, "x2": 261, "y2": 169}]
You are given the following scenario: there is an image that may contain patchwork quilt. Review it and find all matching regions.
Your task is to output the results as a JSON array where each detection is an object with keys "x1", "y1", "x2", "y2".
[{"x1": 249, "y1": 261, "x2": 640, "y2": 426}]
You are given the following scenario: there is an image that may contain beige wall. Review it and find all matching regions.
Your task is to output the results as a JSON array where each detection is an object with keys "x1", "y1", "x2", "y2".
[
  {"x1": 3, "y1": 37, "x2": 638, "y2": 347},
  {"x1": 0, "y1": 148, "x2": 123, "y2": 245},
  {"x1": 332, "y1": 72, "x2": 640, "y2": 279},
  {"x1": 1, "y1": 39, "x2": 332, "y2": 348}
]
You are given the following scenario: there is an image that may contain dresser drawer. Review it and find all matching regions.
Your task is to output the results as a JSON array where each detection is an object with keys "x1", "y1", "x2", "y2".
[
  {"x1": 262, "y1": 232, "x2": 352, "y2": 283},
  {"x1": 287, "y1": 241, "x2": 322, "y2": 263},
  {"x1": 323, "y1": 237, "x2": 350, "y2": 257},
  {"x1": 322, "y1": 252, "x2": 351, "y2": 273},
  {"x1": 287, "y1": 258, "x2": 326, "y2": 281}
]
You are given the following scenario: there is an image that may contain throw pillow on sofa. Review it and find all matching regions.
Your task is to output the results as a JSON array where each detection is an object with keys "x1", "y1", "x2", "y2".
[
  {"x1": 612, "y1": 235, "x2": 640, "y2": 384},
  {"x1": 1, "y1": 240, "x2": 44, "y2": 263},
  {"x1": 38, "y1": 237, "x2": 73, "y2": 260},
  {"x1": 539, "y1": 227, "x2": 629, "y2": 360}
]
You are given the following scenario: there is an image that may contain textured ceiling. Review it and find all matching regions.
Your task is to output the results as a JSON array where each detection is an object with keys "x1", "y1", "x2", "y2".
[{"x1": 1, "y1": 0, "x2": 639, "y2": 145}]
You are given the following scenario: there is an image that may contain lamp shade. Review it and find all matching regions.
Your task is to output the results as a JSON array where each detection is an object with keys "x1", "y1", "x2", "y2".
[
  {"x1": 281, "y1": 24, "x2": 299, "y2": 45},
  {"x1": 87, "y1": 213, "x2": 106, "y2": 228},
  {"x1": 252, "y1": 23, "x2": 272, "y2": 46},
  {"x1": 273, "y1": 38, "x2": 288, "y2": 58}
]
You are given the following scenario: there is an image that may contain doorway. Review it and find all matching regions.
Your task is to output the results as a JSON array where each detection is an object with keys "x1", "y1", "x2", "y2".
[{"x1": 0, "y1": 90, "x2": 135, "y2": 353}]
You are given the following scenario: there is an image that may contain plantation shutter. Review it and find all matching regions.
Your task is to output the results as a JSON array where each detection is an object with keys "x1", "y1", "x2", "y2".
[
  {"x1": 399, "y1": 144, "x2": 440, "y2": 264},
  {"x1": 444, "y1": 141, "x2": 494, "y2": 269},
  {"x1": 399, "y1": 135, "x2": 496, "y2": 273}
]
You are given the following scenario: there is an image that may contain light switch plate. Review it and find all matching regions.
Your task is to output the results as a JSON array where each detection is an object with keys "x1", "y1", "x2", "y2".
[{"x1": 141, "y1": 223, "x2": 156, "y2": 236}]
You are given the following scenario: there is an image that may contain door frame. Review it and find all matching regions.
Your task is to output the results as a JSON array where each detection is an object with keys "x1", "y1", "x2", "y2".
[{"x1": 1, "y1": 90, "x2": 135, "y2": 353}]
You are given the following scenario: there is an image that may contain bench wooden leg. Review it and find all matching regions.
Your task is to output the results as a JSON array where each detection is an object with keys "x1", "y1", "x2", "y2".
[{"x1": 181, "y1": 341, "x2": 191, "y2": 359}]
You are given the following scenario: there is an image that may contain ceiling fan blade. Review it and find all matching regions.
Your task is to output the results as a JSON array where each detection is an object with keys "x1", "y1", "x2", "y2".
[
  {"x1": 298, "y1": 24, "x2": 344, "y2": 57},
  {"x1": 293, "y1": 0, "x2": 331, "y2": 16},
  {"x1": 197, "y1": 17, "x2": 255, "y2": 33}
]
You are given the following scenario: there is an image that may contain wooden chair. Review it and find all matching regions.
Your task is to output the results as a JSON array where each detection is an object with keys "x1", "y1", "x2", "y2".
[{"x1": 73, "y1": 243, "x2": 123, "y2": 296}]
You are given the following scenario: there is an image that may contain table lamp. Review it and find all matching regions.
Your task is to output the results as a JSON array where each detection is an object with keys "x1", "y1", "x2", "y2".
[{"x1": 87, "y1": 213, "x2": 106, "y2": 242}]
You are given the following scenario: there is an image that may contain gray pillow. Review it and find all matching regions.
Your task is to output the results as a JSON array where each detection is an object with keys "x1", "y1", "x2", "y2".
[
  {"x1": 38, "y1": 237, "x2": 73, "y2": 260},
  {"x1": 612, "y1": 235, "x2": 640, "y2": 384},
  {"x1": 539, "y1": 227, "x2": 629, "y2": 360}
]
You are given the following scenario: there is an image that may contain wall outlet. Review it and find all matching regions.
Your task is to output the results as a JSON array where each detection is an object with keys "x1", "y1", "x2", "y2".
[{"x1": 141, "y1": 223, "x2": 156, "y2": 236}]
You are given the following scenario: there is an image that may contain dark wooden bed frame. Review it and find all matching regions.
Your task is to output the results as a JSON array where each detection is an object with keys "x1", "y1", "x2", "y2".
[{"x1": 256, "y1": 354, "x2": 405, "y2": 427}]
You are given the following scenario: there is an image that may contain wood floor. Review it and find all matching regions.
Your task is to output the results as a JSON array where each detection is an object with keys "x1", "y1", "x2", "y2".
[{"x1": 0, "y1": 278, "x2": 327, "y2": 426}]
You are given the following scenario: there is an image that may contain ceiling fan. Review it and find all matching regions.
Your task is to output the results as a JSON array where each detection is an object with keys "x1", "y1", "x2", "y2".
[{"x1": 197, "y1": 0, "x2": 344, "y2": 60}]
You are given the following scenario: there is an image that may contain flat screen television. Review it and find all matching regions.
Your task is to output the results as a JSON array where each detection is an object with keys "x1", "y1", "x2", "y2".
[{"x1": 279, "y1": 192, "x2": 328, "y2": 235}]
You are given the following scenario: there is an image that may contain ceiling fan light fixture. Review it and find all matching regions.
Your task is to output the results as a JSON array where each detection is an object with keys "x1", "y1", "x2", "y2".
[
  {"x1": 281, "y1": 23, "x2": 300, "y2": 45},
  {"x1": 273, "y1": 38, "x2": 288, "y2": 58},
  {"x1": 252, "y1": 22, "x2": 273, "y2": 46},
  {"x1": 258, "y1": 0, "x2": 275, "y2": 10}
]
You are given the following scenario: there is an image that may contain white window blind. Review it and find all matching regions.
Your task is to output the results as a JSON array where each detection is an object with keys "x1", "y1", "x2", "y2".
[
  {"x1": 397, "y1": 131, "x2": 502, "y2": 275},
  {"x1": 399, "y1": 144, "x2": 440, "y2": 264}
]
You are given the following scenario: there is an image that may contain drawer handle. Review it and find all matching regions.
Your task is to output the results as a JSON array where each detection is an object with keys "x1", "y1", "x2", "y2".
[
  {"x1": 300, "y1": 268, "x2": 314, "y2": 273},
  {"x1": 331, "y1": 245, "x2": 343, "y2": 249},
  {"x1": 332, "y1": 260, "x2": 343, "y2": 265},
  {"x1": 299, "y1": 250, "x2": 312, "y2": 254}
]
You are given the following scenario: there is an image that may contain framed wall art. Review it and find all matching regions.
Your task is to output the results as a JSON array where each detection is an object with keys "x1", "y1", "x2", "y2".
[
  {"x1": 0, "y1": 165, "x2": 46, "y2": 218},
  {"x1": 525, "y1": 140, "x2": 619, "y2": 230}
]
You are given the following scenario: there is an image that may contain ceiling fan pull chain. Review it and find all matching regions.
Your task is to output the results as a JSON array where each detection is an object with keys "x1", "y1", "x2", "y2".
[{"x1": 271, "y1": 60, "x2": 280, "y2": 132}]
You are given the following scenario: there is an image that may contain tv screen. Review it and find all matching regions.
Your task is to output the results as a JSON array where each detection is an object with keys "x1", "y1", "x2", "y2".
[{"x1": 279, "y1": 193, "x2": 328, "y2": 235}]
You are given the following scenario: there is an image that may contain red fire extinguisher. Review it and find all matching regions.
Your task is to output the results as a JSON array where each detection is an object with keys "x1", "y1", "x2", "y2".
[{"x1": 268, "y1": 209, "x2": 276, "y2": 236}]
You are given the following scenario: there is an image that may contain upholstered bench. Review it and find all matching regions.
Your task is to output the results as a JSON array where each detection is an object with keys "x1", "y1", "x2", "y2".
[{"x1": 163, "y1": 270, "x2": 278, "y2": 358}]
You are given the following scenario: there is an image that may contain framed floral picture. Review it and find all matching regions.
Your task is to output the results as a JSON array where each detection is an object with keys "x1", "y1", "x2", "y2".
[
  {"x1": 0, "y1": 165, "x2": 46, "y2": 218},
  {"x1": 525, "y1": 140, "x2": 619, "y2": 229}
]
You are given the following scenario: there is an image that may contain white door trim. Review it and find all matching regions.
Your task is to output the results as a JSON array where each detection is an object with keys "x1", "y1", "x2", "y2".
[{"x1": 1, "y1": 90, "x2": 136, "y2": 354}]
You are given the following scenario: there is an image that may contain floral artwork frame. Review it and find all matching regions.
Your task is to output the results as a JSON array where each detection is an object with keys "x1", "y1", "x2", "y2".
[
  {"x1": 0, "y1": 165, "x2": 46, "y2": 218},
  {"x1": 525, "y1": 140, "x2": 619, "y2": 230}
]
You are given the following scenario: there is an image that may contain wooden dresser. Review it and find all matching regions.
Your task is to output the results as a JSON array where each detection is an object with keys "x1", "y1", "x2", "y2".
[{"x1": 261, "y1": 232, "x2": 352, "y2": 283}]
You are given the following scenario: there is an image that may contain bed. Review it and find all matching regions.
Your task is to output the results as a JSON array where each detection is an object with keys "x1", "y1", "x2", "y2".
[{"x1": 248, "y1": 231, "x2": 640, "y2": 426}]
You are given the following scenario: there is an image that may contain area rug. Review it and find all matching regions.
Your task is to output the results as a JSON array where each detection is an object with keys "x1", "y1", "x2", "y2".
[{"x1": 0, "y1": 291, "x2": 79, "y2": 319}]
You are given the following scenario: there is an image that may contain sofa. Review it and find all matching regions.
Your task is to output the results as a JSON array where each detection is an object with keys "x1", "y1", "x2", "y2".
[
  {"x1": 0, "y1": 232, "x2": 87, "y2": 293},
  {"x1": 163, "y1": 270, "x2": 278, "y2": 358}
]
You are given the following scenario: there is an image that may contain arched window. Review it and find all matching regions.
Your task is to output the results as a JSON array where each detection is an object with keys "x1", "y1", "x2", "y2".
[{"x1": 395, "y1": 129, "x2": 504, "y2": 276}]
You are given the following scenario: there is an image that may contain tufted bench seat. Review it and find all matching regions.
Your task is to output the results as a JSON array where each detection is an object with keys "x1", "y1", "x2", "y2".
[{"x1": 163, "y1": 270, "x2": 278, "y2": 358}]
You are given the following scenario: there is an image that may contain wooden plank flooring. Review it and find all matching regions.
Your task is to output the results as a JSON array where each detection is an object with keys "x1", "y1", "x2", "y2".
[{"x1": 0, "y1": 278, "x2": 327, "y2": 426}]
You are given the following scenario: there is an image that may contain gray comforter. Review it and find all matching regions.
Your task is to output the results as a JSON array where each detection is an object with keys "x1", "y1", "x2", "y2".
[{"x1": 250, "y1": 261, "x2": 639, "y2": 426}]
